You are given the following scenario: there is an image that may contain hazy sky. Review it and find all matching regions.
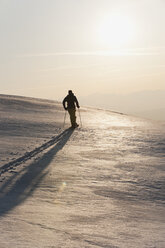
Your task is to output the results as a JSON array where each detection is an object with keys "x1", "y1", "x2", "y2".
[{"x1": 0, "y1": 0, "x2": 165, "y2": 100}]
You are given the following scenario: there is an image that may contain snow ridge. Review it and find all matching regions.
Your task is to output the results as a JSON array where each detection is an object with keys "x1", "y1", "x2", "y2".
[{"x1": 0, "y1": 94, "x2": 165, "y2": 248}]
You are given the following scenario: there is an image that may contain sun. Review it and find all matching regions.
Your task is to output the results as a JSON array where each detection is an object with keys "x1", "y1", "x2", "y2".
[{"x1": 98, "y1": 13, "x2": 135, "y2": 48}]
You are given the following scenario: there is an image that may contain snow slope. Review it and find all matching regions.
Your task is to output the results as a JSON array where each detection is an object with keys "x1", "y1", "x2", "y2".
[{"x1": 0, "y1": 94, "x2": 165, "y2": 248}]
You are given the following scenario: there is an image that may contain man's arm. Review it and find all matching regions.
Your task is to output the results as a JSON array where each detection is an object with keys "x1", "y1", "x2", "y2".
[
  {"x1": 74, "y1": 96, "x2": 80, "y2": 108},
  {"x1": 62, "y1": 97, "x2": 67, "y2": 110}
]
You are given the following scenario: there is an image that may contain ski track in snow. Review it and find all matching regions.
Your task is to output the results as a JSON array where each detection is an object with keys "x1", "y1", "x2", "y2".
[
  {"x1": 0, "y1": 94, "x2": 165, "y2": 248},
  {"x1": 0, "y1": 128, "x2": 71, "y2": 176}
]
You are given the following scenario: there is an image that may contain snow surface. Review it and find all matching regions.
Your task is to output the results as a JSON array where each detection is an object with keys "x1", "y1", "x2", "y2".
[{"x1": 0, "y1": 94, "x2": 165, "y2": 248}]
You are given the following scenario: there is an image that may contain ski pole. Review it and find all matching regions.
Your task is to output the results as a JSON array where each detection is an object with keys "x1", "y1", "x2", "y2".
[
  {"x1": 78, "y1": 108, "x2": 82, "y2": 127},
  {"x1": 63, "y1": 111, "x2": 67, "y2": 128}
]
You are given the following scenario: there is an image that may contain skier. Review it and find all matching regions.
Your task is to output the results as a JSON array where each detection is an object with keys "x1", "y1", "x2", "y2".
[{"x1": 63, "y1": 90, "x2": 80, "y2": 128}]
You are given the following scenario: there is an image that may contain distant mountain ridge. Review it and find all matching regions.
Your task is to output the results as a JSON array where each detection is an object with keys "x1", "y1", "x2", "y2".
[{"x1": 80, "y1": 90, "x2": 165, "y2": 121}]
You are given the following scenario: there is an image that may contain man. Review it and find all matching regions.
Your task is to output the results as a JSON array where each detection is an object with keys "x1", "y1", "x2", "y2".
[{"x1": 63, "y1": 90, "x2": 80, "y2": 128}]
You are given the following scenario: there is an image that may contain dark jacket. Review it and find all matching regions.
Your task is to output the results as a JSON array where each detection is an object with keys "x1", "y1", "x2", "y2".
[{"x1": 63, "y1": 93, "x2": 80, "y2": 110}]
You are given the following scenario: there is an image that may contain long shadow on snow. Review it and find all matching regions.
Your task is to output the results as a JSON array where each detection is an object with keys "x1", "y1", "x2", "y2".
[
  {"x1": 0, "y1": 128, "x2": 73, "y2": 175},
  {"x1": 0, "y1": 128, "x2": 74, "y2": 216}
]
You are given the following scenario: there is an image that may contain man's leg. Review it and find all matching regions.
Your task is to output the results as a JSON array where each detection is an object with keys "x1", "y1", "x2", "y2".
[{"x1": 68, "y1": 109, "x2": 77, "y2": 127}]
